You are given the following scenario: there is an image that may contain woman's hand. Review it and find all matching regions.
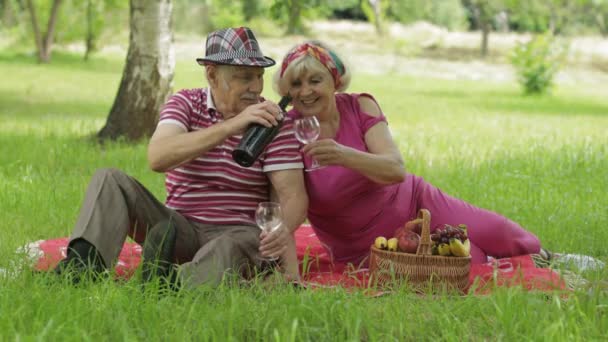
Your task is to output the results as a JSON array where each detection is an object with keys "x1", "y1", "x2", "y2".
[{"x1": 301, "y1": 138, "x2": 353, "y2": 167}]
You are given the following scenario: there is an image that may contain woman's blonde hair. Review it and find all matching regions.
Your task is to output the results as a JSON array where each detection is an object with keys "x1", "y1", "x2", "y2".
[{"x1": 273, "y1": 41, "x2": 351, "y2": 97}]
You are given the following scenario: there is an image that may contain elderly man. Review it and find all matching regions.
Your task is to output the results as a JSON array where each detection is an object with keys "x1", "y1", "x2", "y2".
[{"x1": 54, "y1": 27, "x2": 308, "y2": 288}]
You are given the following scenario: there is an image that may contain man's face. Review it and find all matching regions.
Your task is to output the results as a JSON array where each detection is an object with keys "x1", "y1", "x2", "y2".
[{"x1": 208, "y1": 65, "x2": 265, "y2": 117}]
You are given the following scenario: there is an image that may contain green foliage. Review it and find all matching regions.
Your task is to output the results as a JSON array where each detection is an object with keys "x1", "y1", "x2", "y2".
[
  {"x1": 0, "y1": 0, "x2": 127, "y2": 55},
  {"x1": 591, "y1": 0, "x2": 608, "y2": 36},
  {"x1": 511, "y1": 33, "x2": 568, "y2": 95},
  {"x1": 504, "y1": 0, "x2": 608, "y2": 35},
  {"x1": 270, "y1": 0, "x2": 329, "y2": 35},
  {"x1": 242, "y1": 0, "x2": 260, "y2": 20},
  {"x1": 209, "y1": 0, "x2": 245, "y2": 31},
  {"x1": 173, "y1": 0, "x2": 258, "y2": 34},
  {"x1": 172, "y1": 0, "x2": 212, "y2": 35},
  {"x1": 506, "y1": 0, "x2": 550, "y2": 32},
  {"x1": 323, "y1": 0, "x2": 365, "y2": 20},
  {"x1": 172, "y1": 0, "x2": 278, "y2": 34},
  {"x1": 84, "y1": 0, "x2": 127, "y2": 56},
  {"x1": 389, "y1": 0, "x2": 468, "y2": 31},
  {"x1": 359, "y1": 0, "x2": 375, "y2": 24}
]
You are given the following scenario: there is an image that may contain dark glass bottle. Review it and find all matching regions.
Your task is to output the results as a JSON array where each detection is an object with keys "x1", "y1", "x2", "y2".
[{"x1": 232, "y1": 96, "x2": 291, "y2": 167}]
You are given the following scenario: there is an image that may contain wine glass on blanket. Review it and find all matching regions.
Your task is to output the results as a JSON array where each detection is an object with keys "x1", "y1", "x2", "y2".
[
  {"x1": 255, "y1": 202, "x2": 283, "y2": 261},
  {"x1": 294, "y1": 116, "x2": 324, "y2": 171}
]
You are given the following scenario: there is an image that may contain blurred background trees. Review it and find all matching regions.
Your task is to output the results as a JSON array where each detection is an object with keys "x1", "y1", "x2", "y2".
[
  {"x1": 1, "y1": 0, "x2": 606, "y2": 139},
  {"x1": 24, "y1": 0, "x2": 62, "y2": 63},
  {"x1": 2, "y1": 0, "x2": 607, "y2": 62}
]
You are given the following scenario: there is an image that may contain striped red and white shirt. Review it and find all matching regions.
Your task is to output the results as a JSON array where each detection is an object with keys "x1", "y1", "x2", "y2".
[{"x1": 157, "y1": 88, "x2": 303, "y2": 226}]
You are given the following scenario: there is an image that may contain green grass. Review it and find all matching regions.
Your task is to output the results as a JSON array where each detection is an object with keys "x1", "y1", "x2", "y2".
[{"x1": 1, "y1": 51, "x2": 607, "y2": 340}]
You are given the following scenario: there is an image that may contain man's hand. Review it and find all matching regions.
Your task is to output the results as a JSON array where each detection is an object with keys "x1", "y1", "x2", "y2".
[
  {"x1": 225, "y1": 101, "x2": 283, "y2": 136},
  {"x1": 259, "y1": 225, "x2": 290, "y2": 259}
]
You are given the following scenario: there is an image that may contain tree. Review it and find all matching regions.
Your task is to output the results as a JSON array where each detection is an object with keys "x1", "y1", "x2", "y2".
[
  {"x1": 83, "y1": 0, "x2": 126, "y2": 61},
  {"x1": 287, "y1": 0, "x2": 302, "y2": 34},
  {"x1": 25, "y1": 0, "x2": 63, "y2": 63},
  {"x1": 242, "y1": 0, "x2": 259, "y2": 21},
  {"x1": 361, "y1": 0, "x2": 389, "y2": 35},
  {"x1": 84, "y1": 0, "x2": 96, "y2": 61},
  {"x1": 590, "y1": 0, "x2": 608, "y2": 36},
  {"x1": 464, "y1": 0, "x2": 505, "y2": 58},
  {"x1": 270, "y1": 0, "x2": 320, "y2": 35},
  {"x1": 97, "y1": 0, "x2": 175, "y2": 142},
  {"x1": 1, "y1": 0, "x2": 16, "y2": 27}
]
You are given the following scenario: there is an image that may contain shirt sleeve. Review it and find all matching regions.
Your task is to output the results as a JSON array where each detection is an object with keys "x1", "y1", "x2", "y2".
[
  {"x1": 355, "y1": 93, "x2": 388, "y2": 134},
  {"x1": 157, "y1": 90, "x2": 193, "y2": 131},
  {"x1": 262, "y1": 117, "x2": 304, "y2": 172}
]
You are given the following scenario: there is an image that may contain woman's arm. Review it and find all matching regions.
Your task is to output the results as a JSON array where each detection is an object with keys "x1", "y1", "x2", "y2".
[
  {"x1": 343, "y1": 121, "x2": 405, "y2": 184},
  {"x1": 303, "y1": 96, "x2": 406, "y2": 184}
]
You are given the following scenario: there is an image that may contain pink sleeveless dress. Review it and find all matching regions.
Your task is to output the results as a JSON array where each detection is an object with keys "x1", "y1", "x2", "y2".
[{"x1": 290, "y1": 93, "x2": 540, "y2": 266}]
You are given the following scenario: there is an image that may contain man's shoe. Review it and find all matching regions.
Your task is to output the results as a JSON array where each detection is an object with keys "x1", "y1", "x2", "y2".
[
  {"x1": 53, "y1": 239, "x2": 106, "y2": 284},
  {"x1": 142, "y1": 220, "x2": 177, "y2": 283}
]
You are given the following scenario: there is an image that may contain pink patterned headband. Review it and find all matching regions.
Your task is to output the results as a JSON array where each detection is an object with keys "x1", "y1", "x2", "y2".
[{"x1": 279, "y1": 43, "x2": 345, "y2": 88}]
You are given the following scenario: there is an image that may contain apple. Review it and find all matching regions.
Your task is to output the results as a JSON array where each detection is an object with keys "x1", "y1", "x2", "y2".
[
  {"x1": 398, "y1": 230, "x2": 420, "y2": 254},
  {"x1": 394, "y1": 226, "x2": 407, "y2": 239}
]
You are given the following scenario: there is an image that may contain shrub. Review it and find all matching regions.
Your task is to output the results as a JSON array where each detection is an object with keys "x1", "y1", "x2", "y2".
[{"x1": 510, "y1": 33, "x2": 568, "y2": 95}]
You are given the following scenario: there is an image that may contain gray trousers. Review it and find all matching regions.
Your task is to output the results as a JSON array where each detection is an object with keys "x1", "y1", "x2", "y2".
[{"x1": 70, "y1": 168, "x2": 265, "y2": 288}]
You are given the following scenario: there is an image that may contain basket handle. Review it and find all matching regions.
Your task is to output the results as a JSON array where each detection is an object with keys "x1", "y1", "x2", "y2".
[{"x1": 415, "y1": 209, "x2": 432, "y2": 255}]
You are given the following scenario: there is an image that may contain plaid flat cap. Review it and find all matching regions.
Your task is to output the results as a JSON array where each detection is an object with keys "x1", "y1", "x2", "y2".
[{"x1": 196, "y1": 27, "x2": 275, "y2": 68}]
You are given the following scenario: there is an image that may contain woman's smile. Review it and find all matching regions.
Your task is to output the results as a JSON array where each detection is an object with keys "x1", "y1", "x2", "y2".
[{"x1": 300, "y1": 97, "x2": 318, "y2": 106}]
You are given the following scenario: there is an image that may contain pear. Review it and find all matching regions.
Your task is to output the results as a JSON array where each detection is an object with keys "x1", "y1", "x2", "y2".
[
  {"x1": 374, "y1": 236, "x2": 388, "y2": 250},
  {"x1": 438, "y1": 243, "x2": 452, "y2": 256},
  {"x1": 387, "y1": 238, "x2": 398, "y2": 252}
]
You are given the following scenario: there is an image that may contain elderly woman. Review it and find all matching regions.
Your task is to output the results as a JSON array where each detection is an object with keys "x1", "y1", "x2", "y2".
[{"x1": 274, "y1": 41, "x2": 543, "y2": 266}]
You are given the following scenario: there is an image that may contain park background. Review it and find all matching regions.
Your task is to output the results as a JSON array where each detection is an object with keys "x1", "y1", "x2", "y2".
[{"x1": 1, "y1": 0, "x2": 607, "y2": 340}]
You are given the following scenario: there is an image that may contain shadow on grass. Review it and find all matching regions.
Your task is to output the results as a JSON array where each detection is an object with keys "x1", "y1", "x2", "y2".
[
  {"x1": 0, "y1": 89, "x2": 110, "y2": 119},
  {"x1": 0, "y1": 51, "x2": 124, "y2": 74}
]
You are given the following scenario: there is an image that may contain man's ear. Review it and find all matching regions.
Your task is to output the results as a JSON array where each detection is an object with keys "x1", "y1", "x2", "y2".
[{"x1": 206, "y1": 65, "x2": 218, "y2": 88}]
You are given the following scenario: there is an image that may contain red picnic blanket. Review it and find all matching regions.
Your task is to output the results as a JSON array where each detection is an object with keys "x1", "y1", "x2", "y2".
[{"x1": 29, "y1": 225, "x2": 566, "y2": 293}]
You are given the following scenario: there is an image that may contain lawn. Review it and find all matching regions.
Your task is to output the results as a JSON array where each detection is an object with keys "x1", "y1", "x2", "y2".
[{"x1": 1, "y1": 51, "x2": 607, "y2": 340}]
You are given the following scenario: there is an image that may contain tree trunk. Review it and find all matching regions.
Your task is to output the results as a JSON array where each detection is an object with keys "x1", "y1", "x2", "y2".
[
  {"x1": 41, "y1": 0, "x2": 62, "y2": 62},
  {"x1": 25, "y1": 0, "x2": 62, "y2": 63},
  {"x1": 286, "y1": 0, "x2": 301, "y2": 35},
  {"x1": 596, "y1": 13, "x2": 607, "y2": 37},
  {"x1": 481, "y1": 21, "x2": 490, "y2": 58},
  {"x1": 370, "y1": 0, "x2": 382, "y2": 35},
  {"x1": 98, "y1": 0, "x2": 175, "y2": 142},
  {"x1": 84, "y1": 0, "x2": 93, "y2": 61},
  {"x1": 25, "y1": 0, "x2": 44, "y2": 62}
]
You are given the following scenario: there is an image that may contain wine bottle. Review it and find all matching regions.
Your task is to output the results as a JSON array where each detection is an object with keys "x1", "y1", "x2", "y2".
[{"x1": 232, "y1": 96, "x2": 291, "y2": 167}]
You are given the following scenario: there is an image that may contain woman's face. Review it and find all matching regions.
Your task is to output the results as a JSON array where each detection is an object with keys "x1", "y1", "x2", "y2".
[{"x1": 288, "y1": 68, "x2": 335, "y2": 118}]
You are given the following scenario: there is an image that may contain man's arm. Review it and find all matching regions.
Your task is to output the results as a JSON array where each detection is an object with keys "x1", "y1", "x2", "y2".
[
  {"x1": 269, "y1": 169, "x2": 308, "y2": 234},
  {"x1": 260, "y1": 168, "x2": 308, "y2": 278},
  {"x1": 148, "y1": 100, "x2": 284, "y2": 173},
  {"x1": 147, "y1": 123, "x2": 234, "y2": 172}
]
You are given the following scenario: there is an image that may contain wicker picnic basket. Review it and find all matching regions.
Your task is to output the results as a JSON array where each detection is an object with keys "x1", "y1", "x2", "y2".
[{"x1": 369, "y1": 209, "x2": 471, "y2": 293}]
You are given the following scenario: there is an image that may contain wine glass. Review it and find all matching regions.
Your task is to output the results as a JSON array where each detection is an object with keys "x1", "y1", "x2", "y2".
[
  {"x1": 255, "y1": 202, "x2": 283, "y2": 261},
  {"x1": 294, "y1": 116, "x2": 324, "y2": 171}
]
